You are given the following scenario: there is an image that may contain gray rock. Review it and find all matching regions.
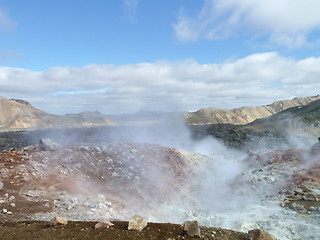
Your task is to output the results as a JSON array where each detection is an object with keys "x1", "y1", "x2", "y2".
[
  {"x1": 181, "y1": 221, "x2": 201, "y2": 238},
  {"x1": 307, "y1": 206, "x2": 317, "y2": 212},
  {"x1": 289, "y1": 202, "x2": 305, "y2": 211},
  {"x1": 299, "y1": 208, "x2": 307, "y2": 214},
  {"x1": 0, "y1": 181, "x2": 3, "y2": 190},
  {"x1": 128, "y1": 215, "x2": 147, "y2": 231},
  {"x1": 66, "y1": 204, "x2": 73, "y2": 211},
  {"x1": 23, "y1": 145, "x2": 35, "y2": 151},
  {"x1": 38, "y1": 138, "x2": 59, "y2": 151}
]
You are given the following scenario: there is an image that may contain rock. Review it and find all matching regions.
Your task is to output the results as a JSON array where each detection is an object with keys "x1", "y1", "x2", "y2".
[
  {"x1": 289, "y1": 202, "x2": 304, "y2": 211},
  {"x1": 94, "y1": 220, "x2": 114, "y2": 229},
  {"x1": 25, "y1": 190, "x2": 40, "y2": 197},
  {"x1": 1, "y1": 209, "x2": 7, "y2": 214},
  {"x1": 247, "y1": 229, "x2": 277, "y2": 240},
  {"x1": 0, "y1": 181, "x2": 3, "y2": 190},
  {"x1": 54, "y1": 216, "x2": 68, "y2": 225},
  {"x1": 97, "y1": 194, "x2": 106, "y2": 202},
  {"x1": 38, "y1": 138, "x2": 59, "y2": 151},
  {"x1": 66, "y1": 204, "x2": 73, "y2": 211},
  {"x1": 307, "y1": 206, "x2": 317, "y2": 211},
  {"x1": 128, "y1": 215, "x2": 148, "y2": 231},
  {"x1": 23, "y1": 145, "x2": 35, "y2": 151},
  {"x1": 299, "y1": 208, "x2": 307, "y2": 214},
  {"x1": 181, "y1": 221, "x2": 201, "y2": 237}
]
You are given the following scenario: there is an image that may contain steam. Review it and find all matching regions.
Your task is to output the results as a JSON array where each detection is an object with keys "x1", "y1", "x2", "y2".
[{"x1": 32, "y1": 114, "x2": 320, "y2": 240}]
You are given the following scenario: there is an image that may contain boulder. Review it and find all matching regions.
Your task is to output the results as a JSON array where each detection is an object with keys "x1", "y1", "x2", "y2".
[
  {"x1": 94, "y1": 220, "x2": 114, "y2": 229},
  {"x1": 53, "y1": 216, "x2": 68, "y2": 225},
  {"x1": 247, "y1": 229, "x2": 277, "y2": 240},
  {"x1": 181, "y1": 221, "x2": 201, "y2": 237},
  {"x1": 38, "y1": 138, "x2": 59, "y2": 151},
  {"x1": 128, "y1": 215, "x2": 147, "y2": 231},
  {"x1": 0, "y1": 181, "x2": 3, "y2": 190}
]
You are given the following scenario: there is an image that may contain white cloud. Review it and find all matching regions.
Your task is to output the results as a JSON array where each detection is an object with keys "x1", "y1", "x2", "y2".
[
  {"x1": 173, "y1": 0, "x2": 320, "y2": 48},
  {"x1": 123, "y1": 0, "x2": 139, "y2": 21},
  {"x1": 0, "y1": 52, "x2": 319, "y2": 115},
  {"x1": 0, "y1": 8, "x2": 16, "y2": 32}
]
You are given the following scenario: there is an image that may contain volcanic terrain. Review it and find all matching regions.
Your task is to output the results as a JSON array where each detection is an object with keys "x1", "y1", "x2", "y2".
[
  {"x1": 1, "y1": 96, "x2": 320, "y2": 239},
  {"x1": 0, "y1": 138, "x2": 319, "y2": 239}
]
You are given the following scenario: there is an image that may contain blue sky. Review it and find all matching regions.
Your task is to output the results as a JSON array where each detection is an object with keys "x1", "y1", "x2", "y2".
[
  {"x1": 0, "y1": 0, "x2": 249, "y2": 70},
  {"x1": 1, "y1": 0, "x2": 320, "y2": 114},
  {"x1": 1, "y1": 0, "x2": 203, "y2": 69}
]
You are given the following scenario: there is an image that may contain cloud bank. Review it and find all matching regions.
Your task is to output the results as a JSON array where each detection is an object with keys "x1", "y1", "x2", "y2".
[
  {"x1": 174, "y1": 0, "x2": 320, "y2": 48},
  {"x1": 0, "y1": 52, "x2": 320, "y2": 115}
]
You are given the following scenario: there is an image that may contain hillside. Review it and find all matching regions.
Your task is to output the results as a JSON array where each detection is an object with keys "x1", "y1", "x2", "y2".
[
  {"x1": 185, "y1": 95, "x2": 320, "y2": 125},
  {"x1": 0, "y1": 96, "x2": 115, "y2": 130},
  {"x1": 242, "y1": 98, "x2": 320, "y2": 135}
]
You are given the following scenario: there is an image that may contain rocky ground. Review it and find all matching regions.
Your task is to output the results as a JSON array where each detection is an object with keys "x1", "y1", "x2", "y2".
[
  {"x1": 0, "y1": 220, "x2": 250, "y2": 240},
  {"x1": 0, "y1": 135, "x2": 320, "y2": 239},
  {"x1": 0, "y1": 123, "x2": 289, "y2": 151},
  {"x1": 0, "y1": 124, "x2": 299, "y2": 152}
]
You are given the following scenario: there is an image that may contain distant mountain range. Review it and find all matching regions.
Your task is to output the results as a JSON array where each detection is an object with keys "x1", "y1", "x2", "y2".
[
  {"x1": 0, "y1": 96, "x2": 115, "y2": 130},
  {"x1": 1, "y1": 95, "x2": 320, "y2": 132},
  {"x1": 185, "y1": 95, "x2": 320, "y2": 125}
]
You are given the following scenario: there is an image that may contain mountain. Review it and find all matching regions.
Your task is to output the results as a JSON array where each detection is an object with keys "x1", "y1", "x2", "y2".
[
  {"x1": 242, "y1": 98, "x2": 320, "y2": 135},
  {"x1": 185, "y1": 95, "x2": 320, "y2": 125},
  {"x1": 0, "y1": 96, "x2": 115, "y2": 130}
]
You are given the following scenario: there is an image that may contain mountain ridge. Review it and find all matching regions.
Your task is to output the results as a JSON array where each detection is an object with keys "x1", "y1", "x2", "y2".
[
  {"x1": 0, "y1": 96, "x2": 115, "y2": 130},
  {"x1": 2, "y1": 95, "x2": 320, "y2": 131},
  {"x1": 242, "y1": 98, "x2": 320, "y2": 135},
  {"x1": 185, "y1": 95, "x2": 320, "y2": 125}
]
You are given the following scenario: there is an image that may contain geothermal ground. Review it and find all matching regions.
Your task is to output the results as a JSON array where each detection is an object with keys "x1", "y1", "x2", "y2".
[{"x1": 0, "y1": 137, "x2": 320, "y2": 239}]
